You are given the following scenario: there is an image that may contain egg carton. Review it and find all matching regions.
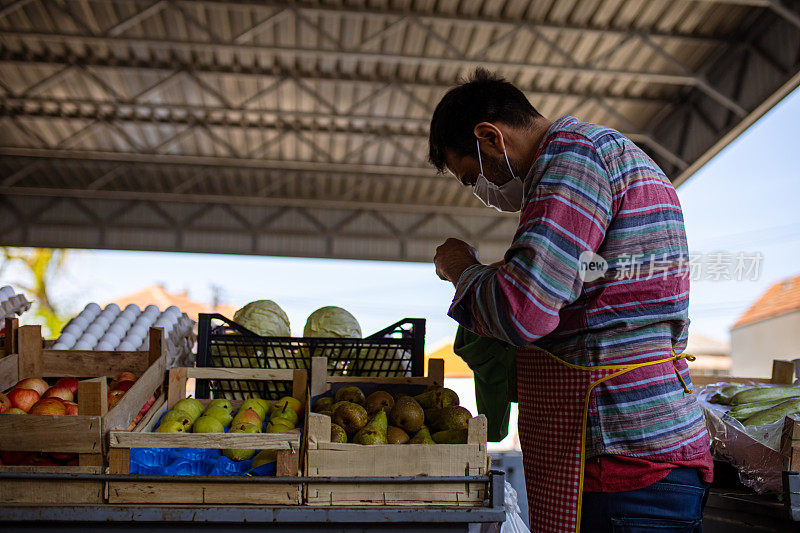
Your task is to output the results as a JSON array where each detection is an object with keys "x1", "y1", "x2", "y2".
[
  {"x1": 0, "y1": 285, "x2": 32, "y2": 322},
  {"x1": 54, "y1": 304, "x2": 196, "y2": 367},
  {"x1": 129, "y1": 447, "x2": 276, "y2": 477}
]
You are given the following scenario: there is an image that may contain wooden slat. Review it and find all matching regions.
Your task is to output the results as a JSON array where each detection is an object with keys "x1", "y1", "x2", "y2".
[
  {"x1": 276, "y1": 448, "x2": 300, "y2": 477},
  {"x1": 292, "y1": 369, "x2": 307, "y2": 408},
  {"x1": 306, "y1": 483, "x2": 486, "y2": 507},
  {"x1": 467, "y1": 414, "x2": 488, "y2": 445},
  {"x1": 428, "y1": 358, "x2": 445, "y2": 387},
  {"x1": 133, "y1": 395, "x2": 166, "y2": 432},
  {"x1": 186, "y1": 367, "x2": 296, "y2": 381},
  {"x1": 141, "y1": 400, "x2": 168, "y2": 433},
  {"x1": 41, "y1": 350, "x2": 150, "y2": 377},
  {"x1": 771, "y1": 360, "x2": 795, "y2": 385},
  {"x1": 0, "y1": 465, "x2": 101, "y2": 474},
  {"x1": 3, "y1": 317, "x2": 18, "y2": 355},
  {"x1": 17, "y1": 325, "x2": 42, "y2": 379},
  {"x1": 167, "y1": 367, "x2": 188, "y2": 408},
  {"x1": 78, "y1": 378, "x2": 108, "y2": 417},
  {"x1": 307, "y1": 412, "x2": 331, "y2": 447},
  {"x1": 0, "y1": 353, "x2": 19, "y2": 391},
  {"x1": 0, "y1": 478, "x2": 104, "y2": 504},
  {"x1": 109, "y1": 429, "x2": 301, "y2": 449},
  {"x1": 108, "y1": 448, "x2": 130, "y2": 475},
  {"x1": 148, "y1": 326, "x2": 164, "y2": 366},
  {"x1": 104, "y1": 352, "x2": 165, "y2": 431},
  {"x1": 781, "y1": 414, "x2": 800, "y2": 471},
  {"x1": 0, "y1": 415, "x2": 101, "y2": 453},
  {"x1": 326, "y1": 376, "x2": 437, "y2": 386},
  {"x1": 107, "y1": 482, "x2": 301, "y2": 505},
  {"x1": 310, "y1": 357, "x2": 328, "y2": 397}
]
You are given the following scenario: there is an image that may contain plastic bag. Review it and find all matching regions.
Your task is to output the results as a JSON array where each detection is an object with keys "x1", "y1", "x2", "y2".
[
  {"x1": 698, "y1": 382, "x2": 788, "y2": 493},
  {"x1": 477, "y1": 481, "x2": 530, "y2": 533}
]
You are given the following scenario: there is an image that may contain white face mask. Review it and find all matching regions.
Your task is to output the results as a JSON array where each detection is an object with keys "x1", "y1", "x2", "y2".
[{"x1": 472, "y1": 140, "x2": 523, "y2": 213}]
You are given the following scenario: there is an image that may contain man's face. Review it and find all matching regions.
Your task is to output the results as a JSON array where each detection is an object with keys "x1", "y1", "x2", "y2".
[{"x1": 444, "y1": 147, "x2": 514, "y2": 189}]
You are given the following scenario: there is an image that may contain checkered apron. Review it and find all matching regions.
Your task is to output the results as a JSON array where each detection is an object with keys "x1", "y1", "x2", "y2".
[{"x1": 516, "y1": 347, "x2": 694, "y2": 533}]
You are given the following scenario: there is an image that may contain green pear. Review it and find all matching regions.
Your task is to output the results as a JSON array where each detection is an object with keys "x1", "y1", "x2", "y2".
[
  {"x1": 432, "y1": 429, "x2": 468, "y2": 444},
  {"x1": 425, "y1": 406, "x2": 472, "y2": 432},
  {"x1": 205, "y1": 399, "x2": 233, "y2": 414},
  {"x1": 331, "y1": 423, "x2": 348, "y2": 443},
  {"x1": 248, "y1": 397, "x2": 271, "y2": 414},
  {"x1": 414, "y1": 387, "x2": 460, "y2": 409},
  {"x1": 223, "y1": 423, "x2": 260, "y2": 461},
  {"x1": 192, "y1": 415, "x2": 225, "y2": 433},
  {"x1": 204, "y1": 406, "x2": 233, "y2": 428},
  {"x1": 388, "y1": 396, "x2": 425, "y2": 434},
  {"x1": 173, "y1": 398, "x2": 204, "y2": 422},
  {"x1": 252, "y1": 449, "x2": 278, "y2": 468},
  {"x1": 269, "y1": 403, "x2": 299, "y2": 427},
  {"x1": 266, "y1": 418, "x2": 295, "y2": 433},
  {"x1": 155, "y1": 419, "x2": 187, "y2": 433},
  {"x1": 353, "y1": 411, "x2": 388, "y2": 445},
  {"x1": 240, "y1": 398, "x2": 268, "y2": 421},
  {"x1": 409, "y1": 427, "x2": 435, "y2": 444},
  {"x1": 232, "y1": 408, "x2": 262, "y2": 428},
  {"x1": 273, "y1": 396, "x2": 302, "y2": 418},
  {"x1": 160, "y1": 409, "x2": 192, "y2": 430}
]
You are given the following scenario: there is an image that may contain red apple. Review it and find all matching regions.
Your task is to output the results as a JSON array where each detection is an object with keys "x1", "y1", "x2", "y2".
[
  {"x1": 112, "y1": 380, "x2": 136, "y2": 393},
  {"x1": 14, "y1": 377, "x2": 48, "y2": 396},
  {"x1": 0, "y1": 451, "x2": 32, "y2": 465},
  {"x1": 29, "y1": 398, "x2": 67, "y2": 415},
  {"x1": 54, "y1": 377, "x2": 79, "y2": 396},
  {"x1": 8, "y1": 387, "x2": 40, "y2": 412},
  {"x1": 61, "y1": 400, "x2": 79, "y2": 415},
  {"x1": 66, "y1": 457, "x2": 79, "y2": 466},
  {"x1": 108, "y1": 389, "x2": 125, "y2": 409},
  {"x1": 29, "y1": 454, "x2": 58, "y2": 466},
  {"x1": 0, "y1": 391, "x2": 10, "y2": 413},
  {"x1": 3, "y1": 407, "x2": 26, "y2": 414},
  {"x1": 44, "y1": 385, "x2": 74, "y2": 403},
  {"x1": 49, "y1": 452, "x2": 77, "y2": 462},
  {"x1": 115, "y1": 372, "x2": 137, "y2": 383}
]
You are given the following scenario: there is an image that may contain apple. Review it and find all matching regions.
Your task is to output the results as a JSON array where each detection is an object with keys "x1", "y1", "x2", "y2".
[
  {"x1": 0, "y1": 451, "x2": 33, "y2": 465},
  {"x1": 107, "y1": 389, "x2": 125, "y2": 409},
  {"x1": 62, "y1": 400, "x2": 79, "y2": 415},
  {"x1": 0, "y1": 391, "x2": 11, "y2": 413},
  {"x1": 44, "y1": 385, "x2": 74, "y2": 403},
  {"x1": 29, "y1": 398, "x2": 67, "y2": 415},
  {"x1": 15, "y1": 377, "x2": 48, "y2": 396},
  {"x1": 112, "y1": 380, "x2": 136, "y2": 393},
  {"x1": 192, "y1": 415, "x2": 225, "y2": 433},
  {"x1": 3, "y1": 407, "x2": 26, "y2": 414},
  {"x1": 273, "y1": 396, "x2": 303, "y2": 417},
  {"x1": 49, "y1": 452, "x2": 77, "y2": 462},
  {"x1": 53, "y1": 377, "x2": 79, "y2": 396},
  {"x1": 114, "y1": 372, "x2": 137, "y2": 383},
  {"x1": 8, "y1": 387, "x2": 40, "y2": 412},
  {"x1": 231, "y1": 408, "x2": 262, "y2": 428}
]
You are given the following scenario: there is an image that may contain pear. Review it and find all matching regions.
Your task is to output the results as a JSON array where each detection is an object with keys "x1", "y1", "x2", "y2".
[
  {"x1": 331, "y1": 401, "x2": 351, "y2": 413},
  {"x1": 331, "y1": 423, "x2": 348, "y2": 443},
  {"x1": 192, "y1": 415, "x2": 225, "y2": 433},
  {"x1": 155, "y1": 419, "x2": 187, "y2": 433},
  {"x1": 335, "y1": 386, "x2": 365, "y2": 405},
  {"x1": 204, "y1": 406, "x2": 233, "y2": 428},
  {"x1": 332, "y1": 402, "x2": 368, "y2": 435},
  {"x1": 425, "y1": 406, "x2": 472, "y2": 432},
  {"x1": 223, "y1": 423, "x2": 260, "y2": 461},
  {"x1": 387, "y1": 426, "x2": 409, "y2": 444},
  {"x1": 318, "y1": 409, "x2": 334, "y2": 417},
  {"x1": 409, "y1": 427, "x2": 435, "y2": 444},
  {"x1": 248, "y1": 397, "x2": 271, "y2": 414},
  {"x1": 313, "y1": 397, "x2": 335, "y2": 413},
  {"x1": 269, "y1": 403, "x2": 299, "y2": 427},
  {"x1": 353, "y1": 411, "x2": 388, "y2": 445},
  {"x1": 241, "y1": 398, "x2": 268, "y2": 421},
  {"x1": 266, "y1": 418, "x2": 295, "y2": 433},
  {"x1": 160, "y1": 409, "x2": 192, "y2": 430},
  {"x1": 414, "y1": 387, "x2": 460, "y2": 409},
  {"x1": 388, "y1": 396, "x2": 425, "y2": 433},
  {"x1": 365, "y1": 391, "x2": 394, "y2": 417},
  {"x1": 205, "y1": 399, "x2": 233, "y2": 414},
  {"x1": 252, "y1": 449, "x2": 278, "y2": 468},
  {"x1": 173, "y1": 398, "x2": 204, "y2": 422},
  {"x1": 432, "y1": 429, "x2": 469, "y2": 444},
  {"x1": 273, "y1": 396, "x2": 303, "y2": 417},
  {"x1": 232, "y1": 408, "x2": 262, "y2": 428}
]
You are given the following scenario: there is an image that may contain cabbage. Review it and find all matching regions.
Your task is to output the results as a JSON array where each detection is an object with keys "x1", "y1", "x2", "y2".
[
  {"x1": 233, "y1": 300, "x2": 291, "y2": 337},
  {"x1": 302, "y1": 306, "x2": 361, "y2": 372}
]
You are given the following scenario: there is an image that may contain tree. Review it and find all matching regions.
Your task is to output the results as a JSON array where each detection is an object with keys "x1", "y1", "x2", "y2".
[{"x1": 1, "y1": 248, "x2": 70, "y2": 337}]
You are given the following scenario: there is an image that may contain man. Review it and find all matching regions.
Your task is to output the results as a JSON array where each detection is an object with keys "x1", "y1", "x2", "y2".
[{"x1": 430, "y1": 69, "x2": 712, "y2": 532}]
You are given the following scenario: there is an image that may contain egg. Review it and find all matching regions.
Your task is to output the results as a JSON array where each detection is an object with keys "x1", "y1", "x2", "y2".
[
  {"x1": 105, "y1": 303, "x2": 121, "y2": 313},
  {"x1": 128, "y1": 324, "x2": 146, "y2": 338},
  {"x1": 51, "y1": 342, "x2": 68, "y2": 350},
  {"x1": 86, "y1": 324, "x2": 105, "y2": 338},
  {"x1": 95, "y1": 340, "x2": 114, "y2": 351},
  {"x1": 73, "y1": 340, "x2": 93, "y2": 350},
  {"x1": 123, "y1": 303, "x2": 140, "y2": 313},
  {"x1": 85, "y1": 302, "x2": 102, "y2": 314},
  {"x1": 62, "y1": 324, "x2": 82, "y2": 337},
  {"x1": 116, "y1": 341, "x2": 135, "y2": 351},
  {"x1": 107, "y1": 324, "x2": 126, "y2": 337},
  {"x1": 58, "y1": 332, "x2": 77, "y2": 347},
  {"x1": 0, "y1": 286, "x2": 14, "y2": 298},
  {"x1": 79, "y1": 332, "x2": 98, "y2": 345},
  {"x1": 71, "y1": 316, "x2": 89, "y2": 330}
]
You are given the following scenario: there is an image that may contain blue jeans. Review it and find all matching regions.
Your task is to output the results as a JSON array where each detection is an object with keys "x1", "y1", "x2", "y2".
[{"x1": 580, "y1": 468, "x2": 710, "y2": 532}]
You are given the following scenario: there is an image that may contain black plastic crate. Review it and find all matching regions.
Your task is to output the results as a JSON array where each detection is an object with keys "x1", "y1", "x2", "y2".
[{"x1": 195, "y1": 313, "x2": 425, "y2": 400}]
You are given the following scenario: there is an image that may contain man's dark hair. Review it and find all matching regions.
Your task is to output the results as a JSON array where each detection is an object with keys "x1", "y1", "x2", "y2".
[{"x1": 428, "y1": 68, "x2": 540, "y2": 173}]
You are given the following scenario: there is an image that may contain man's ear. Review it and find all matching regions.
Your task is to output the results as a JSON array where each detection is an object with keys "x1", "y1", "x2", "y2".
[{"x1": 474, "y1": 122, "x2": 506, "y2": 158}]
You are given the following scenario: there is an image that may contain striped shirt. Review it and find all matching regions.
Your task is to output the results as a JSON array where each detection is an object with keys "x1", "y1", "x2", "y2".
[{"x1": 449, "y1": 115, "x2": 709, "y2": 461}]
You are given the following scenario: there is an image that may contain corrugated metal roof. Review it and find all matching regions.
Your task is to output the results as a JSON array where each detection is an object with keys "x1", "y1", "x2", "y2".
[{"x1": 1, "y1": 0, "x2": 799, "y2": 261}]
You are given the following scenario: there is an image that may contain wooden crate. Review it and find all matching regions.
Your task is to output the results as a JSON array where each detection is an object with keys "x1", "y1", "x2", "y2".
[
  {"x1": 0, "y1": 322, "x2": 166, "y2": 504},
  {"x1": 106, "y1": 366, "x2": 306, "y2": 505},
  {"x1": 691, "y1": 359, "x2": 795, "y2": 388},
  {"x1": 305, "y1": 356, "x2": 490, "y2": 507}
]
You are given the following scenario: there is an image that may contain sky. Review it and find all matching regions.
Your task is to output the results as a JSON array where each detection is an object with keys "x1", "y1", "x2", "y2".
[{"x1": 2, "y1": 87, "x2": 800, "y2": 349}]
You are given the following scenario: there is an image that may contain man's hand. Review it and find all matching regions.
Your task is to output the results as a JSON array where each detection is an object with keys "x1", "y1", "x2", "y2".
[{"x1": 434, "y1": 238, "x2": 480, "y2": 285}]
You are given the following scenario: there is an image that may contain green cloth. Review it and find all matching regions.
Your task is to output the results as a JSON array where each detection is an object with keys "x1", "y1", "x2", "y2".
[{"x1": 453, "y1": 326, "x2": 517, "y2": 442}]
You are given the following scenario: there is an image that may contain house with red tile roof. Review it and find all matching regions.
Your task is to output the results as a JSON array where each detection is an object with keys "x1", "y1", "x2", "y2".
[{"x1": 730, "y1": 273, "x2": 800, "y2": 378}]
